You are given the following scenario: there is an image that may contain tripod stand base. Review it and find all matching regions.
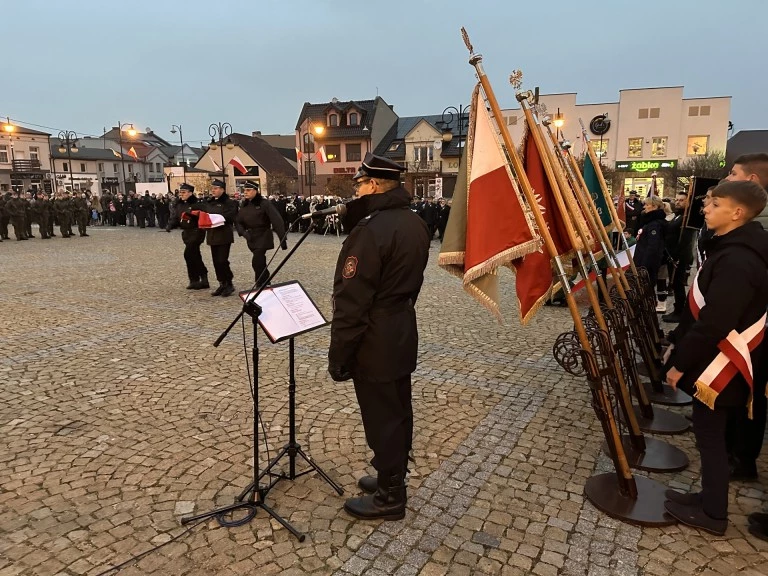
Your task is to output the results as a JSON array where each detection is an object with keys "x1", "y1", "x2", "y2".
[
  {"x1": 602, "y1": 435, "x2": 688, "y2": 473},
  {"x1": 625, "y1": 405, "x2": 691, "y2": 435},
  {"x1": 180, "y1": 497, "x2": 306, "y2": 542},
  {"x1": 585, "y1": 473, "x2": 676, "y2": 527},
  {"x1": 643, "y1": 380, "x2": 692, "y2": 406}
]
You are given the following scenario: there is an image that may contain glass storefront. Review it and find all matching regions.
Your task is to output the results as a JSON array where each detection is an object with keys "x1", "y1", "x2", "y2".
[{"x1": 622, "y1": 176, "x2": 665, "y2": 198}]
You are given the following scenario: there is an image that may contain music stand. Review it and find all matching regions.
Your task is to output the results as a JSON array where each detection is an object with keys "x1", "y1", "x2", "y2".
[
  {"x1": 236, "y1": 282, "x2": 344, "y2": 500},
  {"x1": 181, "y1": 220, "x2": 342, "y2": 541}
]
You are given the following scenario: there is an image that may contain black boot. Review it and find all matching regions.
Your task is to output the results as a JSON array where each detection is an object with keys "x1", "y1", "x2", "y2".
[
  {"x1": 211, "y1": 283, "x2": 225, "y2": 297},
  {"x1": 344, "y1": 472, "x2": 406, "y2": 521},
  {"x1": 665, "y1": 490, "x2": 702, "y2": 506},
  {"x1": 220, "y1": 281, "x2": 234, "y2": 297},
  {"x1": 664, "y1": 500, "x2": 727, "y2": 536},
  {"x1": 197, "y1": 275, "x2": 210, "y2": 289},
  {"x1": 358, "y1": 459, "x2": 410, "y2": 495}
]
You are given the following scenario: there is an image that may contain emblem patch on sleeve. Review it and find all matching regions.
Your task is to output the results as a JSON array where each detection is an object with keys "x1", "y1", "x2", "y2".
[{"x1": 342, "y1": 256, "x2": 358, "y2": 279}]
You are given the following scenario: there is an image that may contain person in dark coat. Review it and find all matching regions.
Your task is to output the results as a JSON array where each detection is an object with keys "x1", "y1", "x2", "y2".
[
  {"x1": 0, "y1": 192, "x2": 9, "y2": 239},
  {"x1": 73, "y1": 193, "x2": 90, "y2": 237},
  {"x1": 156, "y1": 194, "x2": 171, "y2": 229},
  {"x1": 235, "y1": 181, "x2": 287, "y2": 287},
  {"x1": 166, "y1": 183, "x2": 209, "y2": 289},
  {"x1": 328, "y1": 153, "x2": 430, "y2": 521},
  {"x1": 437, "y1": 198, "x2": 451, "y2": 241},
  {"x1": 23, "y1": 191, "x2": 34, "y2": 238},
  {"x1": 203, "y1": 179, "x2": 238, "y2": 297},
  {"x1": 6, "y1": 190, "x2": 28, "y2": 240},
  {"x1": 664, "y1": 180, "x2": 768, "y2": 536},
  {"x1": 35, "y1": 192, "x2": 51, "y2": 239},
  {"x1": 661, "y1": 192, "x2": 696, "y2": 323},
  {"x1": 624, "y1": 190, "x2": 643, "y2": 235},
  {"x1": 633, "y1": 196, "x2": 667, "y2": 289}
]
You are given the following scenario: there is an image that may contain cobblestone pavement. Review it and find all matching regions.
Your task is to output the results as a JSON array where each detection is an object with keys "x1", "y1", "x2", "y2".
[{"x1": 1, "y1": 226, "x2": 768, "y2": 576}]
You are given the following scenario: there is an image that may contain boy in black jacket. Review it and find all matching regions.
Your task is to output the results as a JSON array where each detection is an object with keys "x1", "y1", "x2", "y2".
[{"x1": 664, "y1": 180, "x2": 768, "y2": 535}]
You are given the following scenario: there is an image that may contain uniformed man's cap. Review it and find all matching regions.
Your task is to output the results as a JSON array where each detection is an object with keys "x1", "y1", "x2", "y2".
[
  {"x1": 180, "y1": 183, "x2": 194, "y2": 192},
  {"x1": 211, "y1": 179, "x2": 225, "y2": 188},
  {"x1": 243, "y1": 180, "x2": 259, "y2": 190},
  {"x1": 353, "y1": 153, "x2": 405, "y2": 182}
]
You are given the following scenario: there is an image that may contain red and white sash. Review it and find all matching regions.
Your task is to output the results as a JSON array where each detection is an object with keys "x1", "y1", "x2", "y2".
[{"x1": 688, "y1": 270, "x2": 766, "y2": 410}]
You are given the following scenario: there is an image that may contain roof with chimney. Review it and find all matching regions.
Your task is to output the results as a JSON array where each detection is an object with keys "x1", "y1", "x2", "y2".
[
  {"x1": 374, "y1": 112, "x2": 469, "y2": 159},
  {"x1": 295, "y1": 97, "x2": 390, "y2": 139}
]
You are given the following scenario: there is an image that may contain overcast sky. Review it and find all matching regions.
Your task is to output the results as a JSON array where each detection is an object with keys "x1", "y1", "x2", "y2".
[{"x1": 3, "y1": 0, "x2": 764, "y2": 146}]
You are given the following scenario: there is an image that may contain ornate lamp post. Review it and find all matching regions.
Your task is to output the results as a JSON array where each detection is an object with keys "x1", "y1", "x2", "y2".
[
  {"x1": 57, "y1": 131, "x2": 79, "y2": 192},
  {"x1": 3, "y1": 118, "x2": 16, "y2": 192},
  {"x1": 170, "y1": 124, "x2": 187, "y2": 183},
  {"x1": 301, "y1": 123, "x2": 324, "y2": 197},
  {"x1": 116, "y1": 122, "x2": 137, "y2": 195},
  {"x1": 208, "y1": 122, "x2": 234, "y2": 183},
  {"x1": 441, "y1": 105, "x2": 469, "y2": 170}
]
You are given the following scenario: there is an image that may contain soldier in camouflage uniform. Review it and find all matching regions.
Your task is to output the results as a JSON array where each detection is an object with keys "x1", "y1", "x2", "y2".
[
  {"x1": 55, "y1": 189, "x2": 74, "y2": 238},
  {"x1": 6, "y1": 190, "x2": 28, "y2": 240},
  {"x1": 0, "y1": 192, "x2": 8, "y2": 240},
  {"x1": 73, "y1": 193, "x2": 90, "y2": 237},
  {"x1": 35, "y1": 192, "x2": 52, "y2": 239},
  {"x1": 23, "y1": 191, "x2": 35, "y2": 238}
]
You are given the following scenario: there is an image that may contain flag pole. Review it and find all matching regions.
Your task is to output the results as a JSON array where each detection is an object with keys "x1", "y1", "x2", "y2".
[
  {"x1": 578, "y1": 119, "x2": 639, "y2": 277},
  {"x1": 459, "y1": 29, "x2": 636, "y2": 497},
  {"x1": 517, "y1": 96, "x2": 646, "y2": 451}
]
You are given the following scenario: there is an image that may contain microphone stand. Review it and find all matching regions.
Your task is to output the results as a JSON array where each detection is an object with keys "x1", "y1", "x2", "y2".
[{"x1": 181, "y1": 217, "x2": 324, "y2": 541}]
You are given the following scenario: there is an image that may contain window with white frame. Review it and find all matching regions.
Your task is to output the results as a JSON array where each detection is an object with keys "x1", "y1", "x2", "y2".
[
  {"x1": 0, "y1": 145, "x2": 7, "y2": 163},
  {"x1": 628, "y1": 138, "x2": 643, "y2": 158},
  {"x1": 413, "y1": 146, "x2": 433, "y2": 163},
  {"x1": 80, "y1": 163, "x2": 86, "y2": 172},
  {"x1": 29, "y1": 146, "x2": 39, "y2": 160},
  {"x1": 651, "y1": 137, "x2": 667, "y2": 158},
  {"x1": 687, "y1": 135, "x2": 709, "y2": 156},
  {"x1": 328, "y1": 114, "x2": 338, "y2": 127},
  {"x1": 349, "y1": 112, "x2": 358, "y2": 126}
]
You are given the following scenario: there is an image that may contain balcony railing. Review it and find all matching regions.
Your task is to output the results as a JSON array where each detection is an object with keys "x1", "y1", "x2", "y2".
[
  {"x1": 13, "y1": 159, "x2": 42, "y2": 172},
  {"x1": 407, "y1": 160, "x2": 442, "y2": 173}
]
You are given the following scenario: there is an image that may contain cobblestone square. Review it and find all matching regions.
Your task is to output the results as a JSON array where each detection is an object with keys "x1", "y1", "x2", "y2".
[{"x1": 2, "y1": 227, "x2": 768, "y2": 575}]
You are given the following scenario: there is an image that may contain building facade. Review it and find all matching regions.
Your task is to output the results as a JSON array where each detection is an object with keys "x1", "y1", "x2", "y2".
[
  {"x1": 294, "y1": 97, "x2": 398, "y2": 197},
  {"x1": 0, "y1": 122, "x2": 52, "y2": 194},
  {"x1": 501, "y1": 86, "x2": 731, "y2": 197},
  {"x1": 50, "y1": 141, "x2": 143, "y2": 196}
]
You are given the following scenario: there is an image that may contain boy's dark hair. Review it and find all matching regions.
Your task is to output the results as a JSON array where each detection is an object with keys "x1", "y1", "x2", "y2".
[
  {"x1": 711, "y1": 180, "x2": 768, "y2": 219},
  {"x1": 733, "y1": 153, "x2": 768, "y2": 188}
]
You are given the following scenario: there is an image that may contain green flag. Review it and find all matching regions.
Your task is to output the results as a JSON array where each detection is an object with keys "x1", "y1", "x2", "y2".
[{"x1": 583, "y1": 154, "x2": 613, "y2": 229}]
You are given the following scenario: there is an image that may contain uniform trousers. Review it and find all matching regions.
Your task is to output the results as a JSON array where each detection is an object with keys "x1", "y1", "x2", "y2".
[
  {"x1": 353, "y1": 375, "x2": 413, "y2": 474},
  {"x1": 77, "y1": 214, "x2": 88, "y2": 235},
  {"x1": 250, "y1": 249, "x2": 269, "y2": 286},
  {"x1": 726, "y1": 344, "x2": 768, "y2": 467},
  {"x1": 39, "y1": 215, "x2": 50, "y2": 238},
  {"x1": 184, "y1": 241, "x2": 208, "y2": 281},
  {"x1": 210, "y1": 244, "x2": 233, "y2": 283},
  {"x1": 693, "y1": 400, "x2": 730, "y2": 520}
]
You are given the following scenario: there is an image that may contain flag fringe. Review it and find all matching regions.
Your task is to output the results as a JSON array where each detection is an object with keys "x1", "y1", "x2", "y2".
[
  {"x1": 463, "y1": 281, "x2": 503, "y2": 323},
  {"x1": 693, "y1": 380, "x2": 718, "y2": 411},
  {"x1": 518, "y1": 287, "x2": 552, "y2": 326},
  {"x1": 437, "y1": 250, "x2": 466, "y2": 269},
  {"x1": 463, "y1": 239, "x2": 540, "y2": 285}
]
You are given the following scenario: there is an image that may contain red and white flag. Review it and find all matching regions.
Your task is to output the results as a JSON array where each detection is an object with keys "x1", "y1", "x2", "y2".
[
  {"x1": 127, "y1": 146, "x2": 138, "y2": 160},
  {"x1": 229, "y1": 156, "x2": 248, "y2": 175},
  {"x1": 295, "y1": 147, "x2": 303, "y2": 160},
  {"x1": 181, "y1": 210, "x2": 225, "y2": 228},
  {"x1": 438, "y1": 84, "x2": 540, "y2": 322},
  {"x1": 211, "y1": 158, "x2": 221, "y2": 172},
  {"x1": 316, "y1": 147, "x2": 327, "y2": 164}
]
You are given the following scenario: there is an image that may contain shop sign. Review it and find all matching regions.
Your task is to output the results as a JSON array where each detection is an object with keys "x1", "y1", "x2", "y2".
[{"x1": 615, "y1": 160, "x2": 676, "y2": 172}]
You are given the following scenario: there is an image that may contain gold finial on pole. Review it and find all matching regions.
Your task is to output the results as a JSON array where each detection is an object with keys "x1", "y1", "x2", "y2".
[{"x1": 509, "y1": 70, "x2": 523, "y2": 91}]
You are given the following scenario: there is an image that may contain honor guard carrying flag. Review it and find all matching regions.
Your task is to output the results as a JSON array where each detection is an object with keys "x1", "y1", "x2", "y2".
[
  {"x1": 328, "y1": 153, "x2": 430, "y2": 521},
  {"x1": 166, "y1": 183, "x2": 210, "y2": 290},
  {"x1": 203, "y1": 179, "x2": 238, "y2": 297},
  {"x1": 235, "y1": 180, "x2": 287, "y2": 287}
]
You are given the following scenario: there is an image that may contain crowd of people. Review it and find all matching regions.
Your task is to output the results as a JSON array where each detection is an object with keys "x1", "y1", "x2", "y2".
[{"x1": 0, "y1": 188, "x2": 92, "y2": 240}]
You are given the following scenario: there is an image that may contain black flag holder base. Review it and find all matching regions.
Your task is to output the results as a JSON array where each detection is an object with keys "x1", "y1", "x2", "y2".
[
  {"x1": 585, "y1": 474, "x2": 676, "y2": 527},
  {"x1": 601, "y1": 435, "x2": 688, "y2": 473}
]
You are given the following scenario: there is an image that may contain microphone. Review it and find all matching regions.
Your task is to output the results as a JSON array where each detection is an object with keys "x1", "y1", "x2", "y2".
[{"x1": 300, "y1": 204, "x2": 347, "y2": 219}]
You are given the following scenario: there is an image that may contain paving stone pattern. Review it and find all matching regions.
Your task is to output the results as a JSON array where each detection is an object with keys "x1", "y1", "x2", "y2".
[{"x1": 1, "y1": 227, "x2": 768, "y2": 576}]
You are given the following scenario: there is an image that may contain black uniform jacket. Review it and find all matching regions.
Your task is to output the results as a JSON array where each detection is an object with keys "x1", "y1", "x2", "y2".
[
  {"x1": 235, "y1": 196, "x2": 286, "y2": 252},
  {"x1": 202, "y1": 192, "x2": 238, "y2": 246},
  {"x1": 668, "y1": 221, "x2": 768, "y2": 407},
  {"x1": 633, "y1": 209, "x2": 666, "y2": 274},
  {"x1": 329, "y1": 186, "x2": 430, "y2": 383},
  {"x1": 166, "y1": 195, "x2": 207, "y2": 244}
]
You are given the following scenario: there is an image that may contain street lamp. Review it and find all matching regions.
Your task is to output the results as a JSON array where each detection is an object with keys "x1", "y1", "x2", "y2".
[
  {"x1": 3, "y1": 117, "x2": 16, "y2": 192},
  {"x1": 170, "y1": 124, "x2": 187, "y2": 183},
  {"x1": 116, "y1": 121, "x2": 136, "y2": 195},
  {"x1": 301, "y1": 122, "x2": 324, "y2": 197},
  {"x1": 553, "y1": 107, "x2": 565, "y2": 140},
  {"x1": 58, "y1": 130, "x2": 78, "y2": 192},
  {"x1": 208, "y1": 122, "x2": 234, "y2": 183},
  {"x1": 441, "y1": 105, "x2": 469, "y2": 170}
]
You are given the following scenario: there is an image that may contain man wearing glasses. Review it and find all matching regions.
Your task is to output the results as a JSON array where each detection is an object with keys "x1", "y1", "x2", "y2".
[{"x1": 328, "y1": 153, "x2": 430, "y2": 521}]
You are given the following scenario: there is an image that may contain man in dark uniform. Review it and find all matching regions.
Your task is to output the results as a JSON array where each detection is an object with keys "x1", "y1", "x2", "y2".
[
  {"x1": 625, "y1": 190, "x2": 643, "y2": 235},
  {"x1": 166, "y1": 183, "x2": 209, "y2": 289},
  {"x1": 235, "y1": 180, "x2": 287, "y2": 287},
  {"x1": 204, "y1": 179, "x2": 238, "y2": 297},
  {"x1": 661, "y1": 192, "x2": 695, "y2": 323},
  {"x1": 328, "y1": 153, "x2": 430, "y2": 521},
  {"x1": 6, "y1": 190, "x2": 28, "y2": 240},
  {"x1": 0, "y1": 192, "x2": 9, "y2": 240}
]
